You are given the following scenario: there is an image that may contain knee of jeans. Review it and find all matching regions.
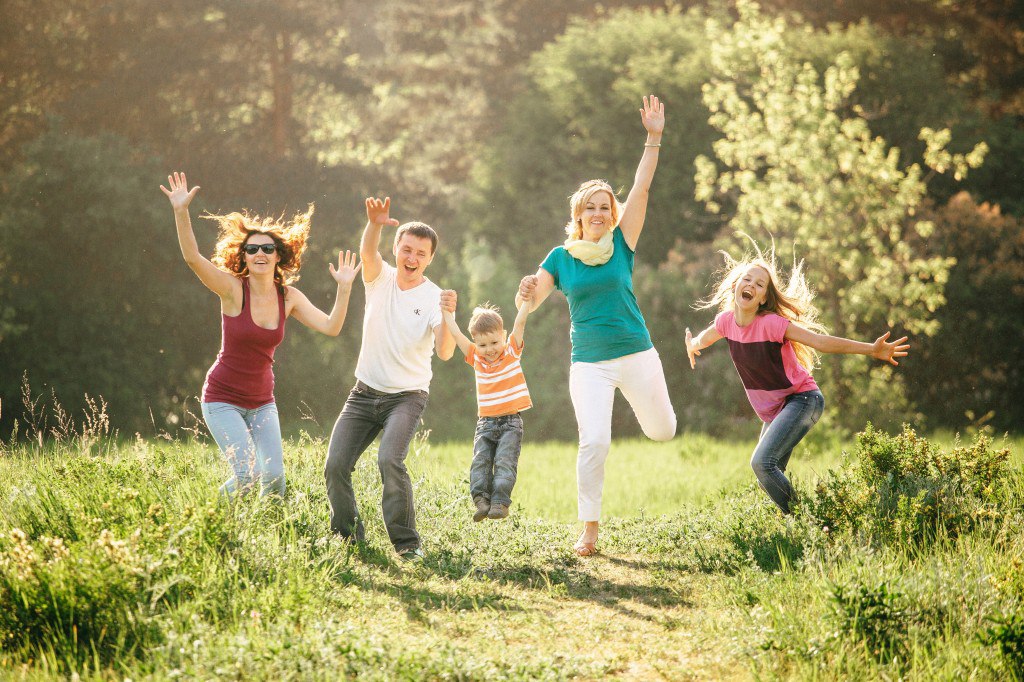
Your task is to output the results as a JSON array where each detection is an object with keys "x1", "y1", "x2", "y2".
[
  {"x1": 750, "y1": 454, "x2": 772, "y2": 477},
  {"x1": 323, "y1": 453, "x2": 352, "y2": 480},
  {"x1": 376, "y1": 449, "x2": 406, "y2": 472}
]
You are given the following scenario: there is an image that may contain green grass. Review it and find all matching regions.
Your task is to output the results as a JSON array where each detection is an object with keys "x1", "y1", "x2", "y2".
[{"x1": 0, "y1": 426, "x2": 1022, "y2": 680}]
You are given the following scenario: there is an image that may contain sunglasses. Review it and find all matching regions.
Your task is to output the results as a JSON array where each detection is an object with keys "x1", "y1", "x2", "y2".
[{"x1": 242, "y1": 243, "x2": 278, "y2": 255}]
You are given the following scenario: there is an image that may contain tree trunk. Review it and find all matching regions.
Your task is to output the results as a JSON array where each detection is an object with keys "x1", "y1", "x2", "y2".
[{"x1": 270, "y1": 31, "x2": 293, "y2": 159}]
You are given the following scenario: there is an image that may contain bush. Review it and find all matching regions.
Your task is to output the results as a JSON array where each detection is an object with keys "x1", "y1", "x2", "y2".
[{"x1": 801, "y1": 424, "x2": 1012, "y2": 547}]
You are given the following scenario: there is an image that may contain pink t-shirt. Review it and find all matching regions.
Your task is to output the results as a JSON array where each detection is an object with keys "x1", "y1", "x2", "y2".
[{"x1": 714, "y1": 310, "x2": 819, "y2": 422}]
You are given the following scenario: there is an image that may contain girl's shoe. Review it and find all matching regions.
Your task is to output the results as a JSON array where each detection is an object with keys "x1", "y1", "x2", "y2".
[
  {"x1": 487, "y1": 503, "x2": 509, "y2": 520},
  {"x1": 473, "y1": 496, "x2": 490, "y2": 522}
]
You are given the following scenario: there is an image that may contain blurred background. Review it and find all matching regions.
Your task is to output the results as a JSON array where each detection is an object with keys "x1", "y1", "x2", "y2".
[{"x1": 1, "y1": 0, "x2": 1021, "y2": 442}]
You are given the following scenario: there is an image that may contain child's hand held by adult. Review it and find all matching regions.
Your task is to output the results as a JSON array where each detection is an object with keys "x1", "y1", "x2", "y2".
[{"x1": 440, "y1": 289, "x2": 457, "y2": 313}]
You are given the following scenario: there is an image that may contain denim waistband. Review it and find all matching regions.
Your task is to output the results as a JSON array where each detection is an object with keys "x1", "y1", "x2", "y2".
[{"x1": 478, "y1": 413, "x2": 523, "y2": 425}]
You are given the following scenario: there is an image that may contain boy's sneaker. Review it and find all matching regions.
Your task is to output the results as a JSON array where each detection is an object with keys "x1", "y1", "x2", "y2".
[
  {"x1": 487, "y1": 503, "x2": 509, "y2": 520},
  {"x1": 398, "y1": 547, "x2": 425, "y2": 563},
  {"x1": 473, "y1": 496, "x2": 490, "y2": 522}
]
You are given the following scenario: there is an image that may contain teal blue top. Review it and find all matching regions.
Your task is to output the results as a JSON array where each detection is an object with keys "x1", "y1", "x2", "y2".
[{"x1": 540, "y1": 229, "x2": 653, "y2": 363}]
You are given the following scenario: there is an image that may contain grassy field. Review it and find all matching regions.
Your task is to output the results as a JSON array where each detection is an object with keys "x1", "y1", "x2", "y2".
[{"x1": 1, "y1": 424, "x2": 1022, "y2": 680}]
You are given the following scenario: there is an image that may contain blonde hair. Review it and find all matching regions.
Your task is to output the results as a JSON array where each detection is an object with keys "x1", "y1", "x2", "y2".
[
  {"x1": 565, "y1": 180, "x2": 623, "y2": 240},
  {"x1": 468, "y1": 303, "x2": 504, "y2": 337},
  {"x1": 206, "y1": 205, "x2": 313, "y2": 288},
  {"x1": 698, "y1": 239, "x2": 827, "y2": 370}
]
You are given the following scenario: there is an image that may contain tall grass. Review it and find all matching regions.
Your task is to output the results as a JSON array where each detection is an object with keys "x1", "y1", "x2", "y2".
[{"x1": 1, "y1": 391, "x2": 1022, "y2": 679}]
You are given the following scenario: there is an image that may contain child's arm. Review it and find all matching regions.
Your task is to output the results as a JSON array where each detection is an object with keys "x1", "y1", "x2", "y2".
[
  {"x1": 439, "y1": 290, "x2": 473, "y2": 357},
  {"x1": 785, "y1": 325, "x2": 910, "y2": 366},
  {"x1": 685, "y1": 324, "x2": 722, "y2": 369},
  {"x1": 510, "y1": 292, "x2": 532, "y2": 346}
]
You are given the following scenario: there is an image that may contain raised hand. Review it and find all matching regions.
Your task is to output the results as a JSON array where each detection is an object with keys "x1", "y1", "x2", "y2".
[
  {"x1": 366, "y1": 197, "x2": 400, "y2": 228},
  {"x1": 329, "y1": 250, "x2": 362, "y2": 286},
  {"x1": 518, "y1": 275, "x2": 538, "y2": 300},
  {"x1": 160, "y1": 171, "x2": 200, "y2": 211},
  {"x1": 439, "y1": 289, "x2": 457, "y2": 313},
  {"x1": 685, "y1": 327, "x2": 701, "y2": 369},
  {"x1": 871, "y1": 331, "x2": 910, "y2": 366},
  {"x1": 640, "y1": 95, "x2": 665, "y2": 136}
]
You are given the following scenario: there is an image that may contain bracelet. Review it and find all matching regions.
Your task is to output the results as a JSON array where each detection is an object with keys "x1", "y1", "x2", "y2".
[{"x1": 644, "y1": 143, "x2": 661, "y2": 147}]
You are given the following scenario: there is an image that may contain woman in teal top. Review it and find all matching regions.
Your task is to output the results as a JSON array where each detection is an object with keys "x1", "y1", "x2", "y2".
[{"x1": 516, "y1": 95, "x2": 677, "y2": 556}]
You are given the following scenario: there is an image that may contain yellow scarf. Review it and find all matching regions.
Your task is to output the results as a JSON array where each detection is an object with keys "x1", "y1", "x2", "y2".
[{"x1": 564, "y1": 227, "x2": 615, "y2": 266}]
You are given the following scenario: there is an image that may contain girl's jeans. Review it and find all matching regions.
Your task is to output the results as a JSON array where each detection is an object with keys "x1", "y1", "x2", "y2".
[
  {"x1": 470, "y1": 413, "x2": 524, "y2": 507},
  {"x1": 752, "y1": 389, "x2": 825, "y2": 514},
  {"x1": 569, "y1": 347, "x2": 677, "y2": 521},
  {"x1": 201, "y1": 401, "x2": 285, "y2": 498}
]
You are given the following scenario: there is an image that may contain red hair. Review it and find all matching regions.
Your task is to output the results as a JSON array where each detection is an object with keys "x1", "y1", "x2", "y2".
[{"x1": 205, "y1": 205, "x2": 313, "y2": 287}]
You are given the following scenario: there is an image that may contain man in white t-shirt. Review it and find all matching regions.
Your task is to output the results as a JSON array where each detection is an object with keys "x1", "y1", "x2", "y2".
[{"x1": 324, "y1": 197, "x2": 456, "y2": 561}]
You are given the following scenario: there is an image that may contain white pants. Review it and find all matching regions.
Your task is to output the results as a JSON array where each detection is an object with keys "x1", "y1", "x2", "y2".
[{"x1": 569, "y1": 347, "x2": 677, "y2": 521}]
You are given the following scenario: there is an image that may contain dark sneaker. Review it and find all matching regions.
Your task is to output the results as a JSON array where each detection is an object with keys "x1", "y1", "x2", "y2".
[
  {"x1": 487, "y1": 503, "x2": 509, "y2": 520},
  {"x1": 398, "y1": 547, "x2": 425, "y2": 563},
  {"x1": 473, "y1": 496, "x2": 490, "y2": 522}
]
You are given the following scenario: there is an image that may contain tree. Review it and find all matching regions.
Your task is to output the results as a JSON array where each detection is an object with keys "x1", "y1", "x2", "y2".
[
  {"x1": 695, "y1": 0, "x2": 987, "y2": 428},
  {"x1": 905, "y1": 193, "x2": 1024, "y2": 432}
]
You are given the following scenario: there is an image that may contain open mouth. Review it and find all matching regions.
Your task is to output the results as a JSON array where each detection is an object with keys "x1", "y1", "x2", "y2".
[{"x1": 741, "y1": 290, "x2": 754, "y2": 301}]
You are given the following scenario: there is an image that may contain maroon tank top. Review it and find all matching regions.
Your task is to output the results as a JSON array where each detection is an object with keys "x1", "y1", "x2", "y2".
[{"x1": 201, "y1": 278, "x2": 286, "y2": 408}]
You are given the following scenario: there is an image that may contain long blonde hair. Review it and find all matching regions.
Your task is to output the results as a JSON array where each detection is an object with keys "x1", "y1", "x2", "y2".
[
  {"x1": 698, "y1": 240, "x2": 826, "y2": 370},
  {"x1": 205, "y1": 205, "x2": 313, "y2": 288},
  {"x1": 565, "y1": 180, "x2": 623, "y2": 240}
]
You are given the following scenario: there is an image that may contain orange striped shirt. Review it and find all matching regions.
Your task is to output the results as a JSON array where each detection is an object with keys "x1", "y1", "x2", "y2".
[{"x1": 465, "y1": 336, "x2": 532, "y2": 417}]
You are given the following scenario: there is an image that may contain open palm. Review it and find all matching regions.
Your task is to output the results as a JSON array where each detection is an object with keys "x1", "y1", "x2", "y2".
[
  {"x1": 330, "y1": 250, "x2": 362, "y2": 285},
  {"x1": 640, "y1": 95, "x2": 665, "y2": 135},
  {"x1": 160, "y1": 171, "x2": 200, "y2": 211}
]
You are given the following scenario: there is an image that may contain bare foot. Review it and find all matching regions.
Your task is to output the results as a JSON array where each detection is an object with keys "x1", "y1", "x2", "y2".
[{"x1": 574, "y1": 521, "x2": 599, "y2": 556}]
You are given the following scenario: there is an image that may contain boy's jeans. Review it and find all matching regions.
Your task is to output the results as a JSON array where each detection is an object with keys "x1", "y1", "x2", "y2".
[
  {"x1": 201, "y1": 401, "x2": 285, "y2": 498},
  {"x1": 470, "y1": 413, "x2": 524, "y2": 507},
  {"x1": 324, "y1": 382, "x2": 428, "y2": 552},
  {"x1": 751, "y1": 389, "x2": 825, "y2": 514}
]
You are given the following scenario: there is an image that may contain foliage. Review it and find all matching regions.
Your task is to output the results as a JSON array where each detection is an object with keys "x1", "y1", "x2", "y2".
[
  {"x1": 905, "y1": 193, "x2": 1024, "y2": 433},
  {"x1": 801, "y1": 424, "x2": 1013, "y2": 546},
  {"x1": 696, "y1": 0, "x2": 987, "y2": 428}
]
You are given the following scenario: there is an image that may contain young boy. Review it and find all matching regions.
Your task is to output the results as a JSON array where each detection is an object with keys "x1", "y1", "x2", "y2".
[{"x1": 439, "y1": 291, "x2": 532, "y2": 521}]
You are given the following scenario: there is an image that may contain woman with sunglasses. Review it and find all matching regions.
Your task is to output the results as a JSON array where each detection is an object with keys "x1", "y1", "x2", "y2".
[{"x1": 161, "y1": 171, "x2": 361, "y2": 498}]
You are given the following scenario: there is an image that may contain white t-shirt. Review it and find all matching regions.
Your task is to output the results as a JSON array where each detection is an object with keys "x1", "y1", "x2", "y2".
[{"x1": 354, "y1": 262, "x2": 443, "y2": 393}]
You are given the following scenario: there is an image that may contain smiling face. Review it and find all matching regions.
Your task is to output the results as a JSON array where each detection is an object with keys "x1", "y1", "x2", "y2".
[
  {"x1": 242, "y1": 233, "x2": 281, "y2": 276},
  {"x1": 471, "y1": 329, "x2": 506, "y2": 362},
  {"x1": 393, "y1": 233, "x2": 434, "y2": 286},
  {"x1": 734, "y1": 265, "x2": 770, "y2": 313},
  {"x1": 577, "y1": 190, "x2": 615, "y2": 243}
]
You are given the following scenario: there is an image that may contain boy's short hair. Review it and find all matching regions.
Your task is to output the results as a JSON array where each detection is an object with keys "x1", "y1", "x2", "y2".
[
  {"x1": 394, "y1": 221, "x2": 438, "y2": 254},
  {"x1": 468, "y1": 304, "x2": 504, "y2": 337}
]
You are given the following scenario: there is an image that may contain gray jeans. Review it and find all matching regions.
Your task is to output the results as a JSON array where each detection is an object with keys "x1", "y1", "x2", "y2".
[
  {"x1": 470, "y1": 413, "x2": 524, "y2": 507},
  {"x1": 324, "y1": 381, "x2": 428, "y2": 551},
  {"x1": 751, "y1": 389, "x2": 825, "y2": 514}
]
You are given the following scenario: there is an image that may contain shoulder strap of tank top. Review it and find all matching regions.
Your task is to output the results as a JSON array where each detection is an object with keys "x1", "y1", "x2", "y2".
[
  {"x1": 241, "y1": 277, "x2": 249, "y2": 310},
  {"x1": 277, "y1": 283, "x2": 286, "y2": 323}
]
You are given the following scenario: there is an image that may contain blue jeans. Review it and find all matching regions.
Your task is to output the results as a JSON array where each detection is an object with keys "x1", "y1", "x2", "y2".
[
  {"x1": 751, "y1": 390, "x2": 825, "y2": 514},
  {"x1": 324, "y1": 382, "x2": 428, "y2": 552},
  {"x1": 201, "y1": 401, "x2": 285, "y2": 498},
  {"x1": 470, "y1": 414, "x2": 524, "y2": 507}
]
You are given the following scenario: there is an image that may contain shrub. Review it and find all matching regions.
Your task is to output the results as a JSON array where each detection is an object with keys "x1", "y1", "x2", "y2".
[
  {"x1": 828, "y1": 578, "x2": 911, "y2": 664},
  {"x1": 801, "y1": 424, "x2": 1012, "y2": 547}
]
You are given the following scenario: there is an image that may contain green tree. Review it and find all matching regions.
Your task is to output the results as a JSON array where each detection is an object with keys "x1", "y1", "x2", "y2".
[
  {"x1": 695, "y1": 0, "x2": 987, "y2": 428},
  {"x1": 905, "y1": 193, "x2": 1024, "y2": 432},
  {"x1": 0, "y1": 126, "x2": 208, "y2": 432}
]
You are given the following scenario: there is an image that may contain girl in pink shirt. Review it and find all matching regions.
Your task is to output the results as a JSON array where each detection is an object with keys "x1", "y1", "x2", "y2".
[{"x1": 685, "y1": 249, "x2": 910, "y2": 513}]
